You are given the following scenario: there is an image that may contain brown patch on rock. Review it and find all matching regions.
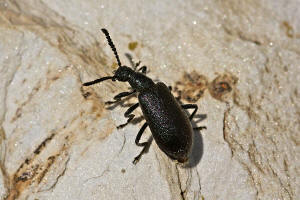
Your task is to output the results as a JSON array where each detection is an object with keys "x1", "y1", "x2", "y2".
[
  {"x1": 8, "y1": 136, "x2": 70, "y2": 200},
  {"x1": 34, "y1": 133, "x2": 55, "y2": 155},
  {"x1": 36, "y1": 155, "x2": 57, "y2": 184},
  {"x1": 51, "y1": 76, "x2": 60, "y2": 81},
  {"x1": 128, "y1": 41, "x2": 138, "y2": 51},
  {"x1": 282, "y1": 21, "x2": 294, "y2": 38},
  {"x1": 174, "y1": 71, "x2": 208, "y2": 103},
  {"x1": 82, "y1": 91, "x2": 91, "y2": 99},
  {"x1": 209, "y1": 73, "x2": 238, "y2": 102},
  {"x1": 10, "y1": 81, "x2": 42, "y2": 123},
  {"x1": 80, "y1": 86, "x2": 91, "y2": 99}
]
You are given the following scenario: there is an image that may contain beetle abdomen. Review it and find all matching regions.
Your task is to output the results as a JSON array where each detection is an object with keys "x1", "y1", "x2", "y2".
[{"x1": 138, "y1": 82, "x2": 193, "y2": 163}]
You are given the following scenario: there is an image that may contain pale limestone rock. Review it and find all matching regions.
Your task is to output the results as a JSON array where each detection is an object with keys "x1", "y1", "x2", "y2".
[{"x1": 0, "y1": 0, "x2": 299, "y2": 200}]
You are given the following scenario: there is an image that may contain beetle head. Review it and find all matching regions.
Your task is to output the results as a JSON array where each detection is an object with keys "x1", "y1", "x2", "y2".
[{"x1": 113, "y1": 66, "x2": 133, "y2": 82}]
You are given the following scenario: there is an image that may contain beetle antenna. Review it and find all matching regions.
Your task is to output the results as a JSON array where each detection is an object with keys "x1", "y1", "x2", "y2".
[
  {"x1": 101, "y1": 28, "x2": 122, "y2": 68},
  {"x1": 83, "y1": 76, "x2": 115, "y2": 86}
]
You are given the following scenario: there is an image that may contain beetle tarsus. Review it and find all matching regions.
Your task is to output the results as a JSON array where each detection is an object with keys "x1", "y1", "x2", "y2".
[
  {"x1": 117, "y1": 114, "x2": 135, "y2": 129},
  {"x1": 133, "y1": 151, "x2": 144, "y2": 165},
  {"x1": 133, "y1": 155, "x2": 140, "y2": 165},
  {"x1": 133, "y1": 142, "x2": 149, "y2": 165}
]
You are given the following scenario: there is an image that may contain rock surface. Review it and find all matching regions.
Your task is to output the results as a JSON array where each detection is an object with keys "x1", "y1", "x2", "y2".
[{"x1": 0, "y1": 0, "x2": 299, "y2": 199}]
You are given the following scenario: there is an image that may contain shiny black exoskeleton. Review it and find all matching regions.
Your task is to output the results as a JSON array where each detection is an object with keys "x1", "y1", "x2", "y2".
[{"x1": 83, "y1": 29, "x2": 204, "y2": 164}]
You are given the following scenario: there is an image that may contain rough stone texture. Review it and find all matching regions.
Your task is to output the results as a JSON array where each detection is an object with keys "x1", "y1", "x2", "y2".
[{"x1": 0, "y1": 0, "x2": 299, "y2": 199}]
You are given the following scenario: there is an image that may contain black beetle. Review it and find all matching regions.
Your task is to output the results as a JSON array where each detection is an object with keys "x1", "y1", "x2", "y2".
[{"x1": 83, "y1": 29, "x2": 204, "y2": 164}]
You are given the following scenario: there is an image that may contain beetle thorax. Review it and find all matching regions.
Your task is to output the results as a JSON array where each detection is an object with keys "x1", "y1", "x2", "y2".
[
  {"x1": 129, "y1": 72, "x2": 155, "y2": 92},
  {"x1": 114, "y1": 66, "x2": 154, "y2": 92}
]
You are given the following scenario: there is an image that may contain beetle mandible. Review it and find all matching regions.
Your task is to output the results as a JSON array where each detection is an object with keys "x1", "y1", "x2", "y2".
[{"x1": 83, "y1": 29, "x2": 204, "y2": 164}]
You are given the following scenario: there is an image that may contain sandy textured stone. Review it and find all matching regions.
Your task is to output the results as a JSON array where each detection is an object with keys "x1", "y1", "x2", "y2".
[{"x1": 0, "y1": 0, "x2": 299, "y2": 199}]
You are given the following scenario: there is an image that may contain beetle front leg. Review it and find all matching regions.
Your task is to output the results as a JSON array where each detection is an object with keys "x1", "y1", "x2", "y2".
[
  {"x1": 133, "y1": 122, "x2": 149, "y2": 164},
  {"x1": 117, "y1": 103, "x2": 139, "y2": 129},
  {"x1": 137, "y1": 66, "x2": 147, "y2": 74},
  {"x1": 105, "y1": 90, "x2": 136, "y2": 105}
]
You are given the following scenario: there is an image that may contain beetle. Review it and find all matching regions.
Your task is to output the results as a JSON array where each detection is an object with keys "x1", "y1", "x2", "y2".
[{"x1": 83, "y1": 29, "x2": 204, "y2": 164}]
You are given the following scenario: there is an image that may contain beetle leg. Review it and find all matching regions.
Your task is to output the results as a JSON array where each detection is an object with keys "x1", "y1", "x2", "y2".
[
  {"x1": 135, "y1": 122, "x2": 148, "y2": 146},
  {"x1": 134, "y1": 61, "x2": 142, "y2": 71},
  {"x1": 117, "y1": 103, "x2": 139, "y2": 129},
  {"x1": 105, "y1": 90, "x2": 136, "y2": 105},
  {"x1": 193, "y1": 126, "x2": 206, "y2": 131},
  {"x1": 133, "y1": 122, "x2": 149, "y2": 164},
  {"x1": 181, "y1": 104, "x2": 198, "y2": 120},
  {"x1": 182, "y1": 104, "x2": 207, "y2": 130},
  {"x1": 137, "y1": 66, "x2": 147, "y2": 74}
]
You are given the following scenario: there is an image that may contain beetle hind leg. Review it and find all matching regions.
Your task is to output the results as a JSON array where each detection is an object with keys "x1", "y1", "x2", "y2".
[
  {"x1": 133, "y1": 122, "x2": 149, "y2": 164},
  {"x1": 182, "y1": 104, "x2": 207, "y2": 130}
]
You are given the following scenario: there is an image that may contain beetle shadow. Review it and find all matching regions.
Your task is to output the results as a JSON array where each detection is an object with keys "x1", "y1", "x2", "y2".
[
  {"x1": 183, "y1": 113, "x2": 207, "y2": 168},
  {"x1": 106, "y1": 96, "x2": 145, "y2": 125},
  {"x1": 105, "y1": 95, "x2": 137, "y2": 110}
]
